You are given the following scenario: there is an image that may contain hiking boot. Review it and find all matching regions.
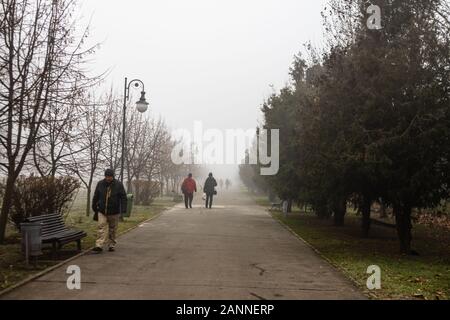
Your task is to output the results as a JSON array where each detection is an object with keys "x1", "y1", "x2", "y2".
[{"x1": 108, "y1": 247, "x2": 115, "y2": 252}]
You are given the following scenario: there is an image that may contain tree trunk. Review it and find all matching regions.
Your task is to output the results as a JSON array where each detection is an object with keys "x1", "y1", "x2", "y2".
[
  {"x1": 0, "y1": 177, "x2": 15, "y2": 244},
  {"x1": 85, "y1": 173, "x2": 94, "y2": 217},
  {"x1": 287, "y1": 199, "x2": 293, "y2": 213},
  {"x1": 165, "y1": 177, "x2": 170, "y2": 195},
  {"x1": 379, "y1": 199, "x2": 387, "y2": 219},
  {"x1": 127, "y1": 180, "x2": 132, "y2": 194},
  {"x1": 86, "y1": 186, "x2": 92, "y2": 217},
  {"x1": 50, "y1": 165, "x2": 57, "y2": 178},
  {"x1": 316, "y1": 204, "x2": 330, "y2": 219},
  {"x1": 135, "y1": 177, "x2": 140, "y2": 205},
  {"x1": 361, "y1": 198, "x2": 372, "y2": 238},
  {"x1": 333, "y1": 199, "x2": 347, "y2": 227},
  {"x1": 394, "y1": 204, "x2": 413, "y2": 254}
]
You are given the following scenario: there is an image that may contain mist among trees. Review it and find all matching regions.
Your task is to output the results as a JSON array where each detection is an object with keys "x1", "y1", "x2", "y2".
[{"x1": 240, "y1": 0, "x2": 450, "y2": 254}]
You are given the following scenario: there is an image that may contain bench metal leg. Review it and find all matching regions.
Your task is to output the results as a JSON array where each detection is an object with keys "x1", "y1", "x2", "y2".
[
  {"x1": 77, "y1": 239, "x2": 82, "y2": 251},
  {"x1": 56, "y1": 243, "x2": 64, "y2": 259},
  {"x1": 52, "y1": 242, "x2": 57, "y2": 260}
]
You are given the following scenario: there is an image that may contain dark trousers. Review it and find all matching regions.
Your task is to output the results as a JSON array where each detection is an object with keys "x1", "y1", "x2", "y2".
[
  {"x1": 205, "y1": 193, "x2": 214, "y2": 208},
  {"x1": 184, "y1": 193, "x2": 194, "y2": 208}
]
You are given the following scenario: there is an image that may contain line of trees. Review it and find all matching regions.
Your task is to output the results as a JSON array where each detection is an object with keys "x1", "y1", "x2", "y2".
[
  {"x1": 0, "y1": 0, "x2": 99, "y2": 243},
  {"x1": 0, "y1": 0, "x2": 185, "y2": 243},
  {"x1": 240, "y1": 0, "x2": 450, "y2": 254}
]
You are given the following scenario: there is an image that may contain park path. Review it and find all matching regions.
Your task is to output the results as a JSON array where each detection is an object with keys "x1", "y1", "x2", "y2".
[{"x1": 1, "y1": 190, "x2": 365, "y2": 300}]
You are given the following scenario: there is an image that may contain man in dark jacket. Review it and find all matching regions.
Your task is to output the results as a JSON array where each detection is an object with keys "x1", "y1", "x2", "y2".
[
  {"x1": 92, "y1": 169, "x2": 127, "y2": 253},
  {"x1": 203, "y1": 173, "x2": 218, "y2": 209}
]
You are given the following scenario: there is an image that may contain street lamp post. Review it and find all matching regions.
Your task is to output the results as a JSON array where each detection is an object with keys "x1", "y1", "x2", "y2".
[{"x1": 121, "y1": 77, "x2": 150, "y2": 185}]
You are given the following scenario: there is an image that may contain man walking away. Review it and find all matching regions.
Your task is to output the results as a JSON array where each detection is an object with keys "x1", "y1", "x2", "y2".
[
  {"x1": 204, "y1": 173, "x2": 218, "y2": 209},
  {"x1": 181, "y1": 173, "x2": 197, "y2": 209},
  {"x1": 92, "y1": 169, "x2": 127, "y2": 253},
  {"x1": 225, "y1": 179, "x2": 232, "y2": 190}
]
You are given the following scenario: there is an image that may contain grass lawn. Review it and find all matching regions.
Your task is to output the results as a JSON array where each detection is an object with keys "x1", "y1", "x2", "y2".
[
  {"x1": 0, "y1": 196, "x2": 177, "y2": 292},
  {"x1": 253, "y1": 195, "x2": 450, "y2": 300}
]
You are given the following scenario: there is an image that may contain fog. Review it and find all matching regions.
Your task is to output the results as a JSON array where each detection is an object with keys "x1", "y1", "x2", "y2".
[{"x1": 79, "y1": 0, "x2": 327, "y2": 182}]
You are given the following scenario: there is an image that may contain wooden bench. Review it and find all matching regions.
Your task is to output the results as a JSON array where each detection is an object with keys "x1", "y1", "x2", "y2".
[{"x1": 26, "y1": 213, "x2": 87, "y2": 258}]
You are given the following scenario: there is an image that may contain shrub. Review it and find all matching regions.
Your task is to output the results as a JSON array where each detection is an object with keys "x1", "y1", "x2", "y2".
[
  {"x1": 10, "y1": 176, "x2": 81, "y2": 228},
  {"x1": 133, "y1": 180, "x2": 161, "y2": 206}
]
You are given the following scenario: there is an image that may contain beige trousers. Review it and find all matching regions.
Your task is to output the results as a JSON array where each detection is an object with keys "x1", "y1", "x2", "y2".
[{"x1": 96, "y1": 213, "x2": 120, "y2": 249}]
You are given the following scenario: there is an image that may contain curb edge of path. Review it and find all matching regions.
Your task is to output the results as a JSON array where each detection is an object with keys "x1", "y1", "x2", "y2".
[
  {"x1": 267, "y1": 210, "x2": 371, "y2": 300},
  {"x1": 0, "y1": 208, "x2": 169, "y2": 298}
]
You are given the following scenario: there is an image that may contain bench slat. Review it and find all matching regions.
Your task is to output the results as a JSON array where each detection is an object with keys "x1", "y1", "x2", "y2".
[
  {"x1": 40, "y1": 221, "x2": 64, "y2": 227},
  {"x1": 42, "y1": 224, "x2": 66, "y2": 231},
  {"x1": 27, "y1": 214, "x2": 61, "y2": 222},
  {"x1": 25, "y1": 214, "x2": 86, "y2": 254},
  {"x1": 43, "y1": 230, "x2": 86, "y2": 242},
  {"x1": 42, "y1": 226, "x2": 68, "y2": 235}
]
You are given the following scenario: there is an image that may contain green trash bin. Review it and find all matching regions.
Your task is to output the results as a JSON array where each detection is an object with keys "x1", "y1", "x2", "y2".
[{"x1": 123, "y1": 194, "x2": 134, "y2": 218}]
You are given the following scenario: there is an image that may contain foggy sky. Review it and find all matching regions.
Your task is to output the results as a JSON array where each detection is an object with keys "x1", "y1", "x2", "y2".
[
  {"x1": 79, "y1": 0, "x2": 327, "y2": 181},
  {"x1": 80, "y1": 0, "x2": 326, "y2": 130}
]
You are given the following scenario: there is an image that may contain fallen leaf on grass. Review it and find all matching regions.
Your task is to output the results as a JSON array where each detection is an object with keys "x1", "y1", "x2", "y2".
[{"x1": 408, "y1": 277, "x2": 428, "y2": 284}]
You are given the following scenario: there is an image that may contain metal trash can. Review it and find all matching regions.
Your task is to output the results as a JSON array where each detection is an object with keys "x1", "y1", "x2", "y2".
[
  {"x1": 123, "y1": 194, "x2": 134, "y2": 218},
  {"x1": 21, "y1": 222, "x2": 43, "y2": 266}
]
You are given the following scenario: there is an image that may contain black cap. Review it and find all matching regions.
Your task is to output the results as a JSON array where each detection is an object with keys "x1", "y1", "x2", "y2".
[{"x1": 105, "y1": 169, "x2": 115, "y2": 177}]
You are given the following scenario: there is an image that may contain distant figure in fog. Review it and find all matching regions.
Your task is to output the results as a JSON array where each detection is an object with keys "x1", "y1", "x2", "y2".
[
  {"x1": 219, "y1": 179, "x2": 224, "y2": 189},
  {"x1": 225, "y1": 179, "x2": 232, "y2": 190},
  {"x1": 181, "y1": 173, "x2": 197, "y2": 209},
  {"x1": 204, "y1": 173, "x2": 218, "y2": 209}
]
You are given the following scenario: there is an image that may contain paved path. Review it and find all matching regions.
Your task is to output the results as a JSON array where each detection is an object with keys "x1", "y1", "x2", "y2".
[{"x1": 1, "y1": 191, "x2": 365, "y2": 300}]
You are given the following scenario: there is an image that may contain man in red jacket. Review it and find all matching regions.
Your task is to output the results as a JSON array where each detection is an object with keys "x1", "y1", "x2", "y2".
[{"x1": 181, "y1": 173, "x2": 197, "y2": 209}]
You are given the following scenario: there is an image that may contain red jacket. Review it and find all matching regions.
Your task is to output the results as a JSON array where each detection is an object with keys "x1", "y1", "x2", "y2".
[{"x1": 181, "y1": 178, "x2": 197, "y2": 194}]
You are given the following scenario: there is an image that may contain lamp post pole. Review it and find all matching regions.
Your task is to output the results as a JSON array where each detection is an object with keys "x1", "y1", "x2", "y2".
[{"x1": 120, "y1": 77, "x2": 150, "y2": 186}]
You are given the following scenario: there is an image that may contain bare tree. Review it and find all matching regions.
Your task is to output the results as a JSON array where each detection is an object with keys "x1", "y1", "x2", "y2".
[
  {"x1": 69, "y1": 92, "x2": 114, "y2": 216},
  {"x1": 32, "y1": 85, "x2": 87, "y2": 177},
  {"x1": 124, "y1": 110, "x2": 148, "y2": 192},
  {"x1": 0, "y1": 0, "x2": 98, "y2": 242},
  {"x1": 101, "y1": 90, "x2": 122, "y2": 173}
]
